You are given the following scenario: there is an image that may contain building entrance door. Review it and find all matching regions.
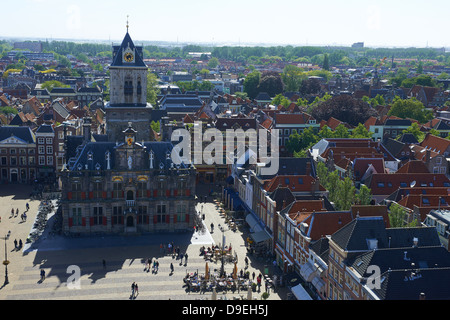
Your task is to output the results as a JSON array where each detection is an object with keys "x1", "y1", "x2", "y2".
[{"x1": 127, "y1": 215, "x2": 134, "y2": 227}]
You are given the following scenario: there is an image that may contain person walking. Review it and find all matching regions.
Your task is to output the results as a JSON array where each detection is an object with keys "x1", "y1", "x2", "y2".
[
  {"x1": 40, "y1": 269, "x2": 46, "y2": 282},
  {"x1": 184, "y1": 253, "x2": 188, "y2": 265},
  {"x1": 252, "y1": 271, "x2": 255, "y2": 281},
  {"x1": 14, "y1": 239, "x2": 17, "y2": 249},
  {"x1": 135, "y1": 283, "x2": 139, "y2": 297},
  {"x1": 102, "y1": 259, "x2": 106, "y2": 270},
  {"x1": 170, "y1": 262, "x2": 174, "y2": 275},
  {"x1": 18, "y1": 239, "x2": 22, "y2": 249},
  {"x1": 131, "y1": 282, "x2": 136, "y2": 298},
  {"x1": 245, "y1": 256, "x2": 249, "y2": 268}
]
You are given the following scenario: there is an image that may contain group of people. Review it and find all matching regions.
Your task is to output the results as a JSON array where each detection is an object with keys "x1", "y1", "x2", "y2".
[
  {"x1": 9, "y1": 204, "x2": 29, "y2": 222},
  {"x1": 130, "y1": 282, "x2": 139, "y2": 299}
]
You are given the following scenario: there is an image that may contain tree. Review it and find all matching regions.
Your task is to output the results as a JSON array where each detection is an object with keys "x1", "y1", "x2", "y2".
[
  {"x1": 271, "y1": 94, "x2": 290, "y2": 108},
  {"x1": 150, "y1": 120, "x2": 160, "y2": 133},
  {"x1": 351, "y1": 123, "x2": 373, "y2": 139},
  {"x1": 300, "y1": 77, "x2": 321, "y2": 95},
  {"x1": 257, "y1": 71, "x2": 284, "y2": 97},
  {"x1": 322, "y1": 53, "x2": 330, "y2": 71},
  {"x1": 388, "y1": 97, "x2": 433, "y2": 124},
  {"x1": 41, "y1": 80, "x2": 69, "y2": 91},
  {"x1": 318, "y1": 125, "x2": 334, "y2": 139},
  {"x1": 417, "y1": 61, "x2": 423, "y2": 74},
  {"x1": 335, "y1": 177, "x2": 356, "y2": 211},
  {"x1": 311, "y1": 94, "x2": 377, "y2": 127},
  {"x1": 316, "y1": 161, "x2": 329, "y2": 187},
  {"x1": 282, "y1": 65, "x2": 305, "y2": 92},
  {"x1": 243, "y1": 71, "x2": 261, "y2": 99},
  {"x1": 208, "y1": 57, "x2": 219, "y2": 69},
  {"x1": 401, "y1": 122, "x2": 425, "y2": 142},
  {"x1": 286, "y1": 129, "x2": 302, "y2": 155},
  {"x1": 326, "y1": 170, "x2": 340, "y2": 204},
  {"x1": 146, "y1": 72, "x2": 160, "y2": 106},
  {"x1": 333, "y1": 123, "x2": 350, "y2": 138},
  {"x1": 356, "y1": 185, "x2": 373, "y2": 205},
  {"x1": 388, "y1": 203, "x2": 407, "y2": 228}
]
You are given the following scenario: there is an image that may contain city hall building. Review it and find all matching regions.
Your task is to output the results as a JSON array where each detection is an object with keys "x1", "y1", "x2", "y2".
[{"x1": 60, "y1": 29, "x2": 197, "y2": 235}]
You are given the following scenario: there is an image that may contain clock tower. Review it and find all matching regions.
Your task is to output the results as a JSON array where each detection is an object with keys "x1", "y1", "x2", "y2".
[{"x1": 106, "y1": 26, "x2": 153, "y2": 142}]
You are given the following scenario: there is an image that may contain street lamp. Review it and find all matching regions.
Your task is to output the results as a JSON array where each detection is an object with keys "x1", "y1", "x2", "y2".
[
  {"x1": 218, "y1": 224, "x2": 225, "y2": 277},
  {"x1": 3, "y1": 231, "x2": 11, "y2": 286}
]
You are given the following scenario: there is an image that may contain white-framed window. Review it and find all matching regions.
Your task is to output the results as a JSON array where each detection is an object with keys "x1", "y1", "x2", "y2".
[
  {"x1": 38, "y1": 138, "x2": 45, "y2": 144},
  {"x1": 39, "y1": 156, "x2": 45, "y2": 166},
  {"x1": 46, "y1": 138, "x2": 53, "y2": 144},
  {"x1": 38, "y1": 146, "x2": 45, "y2": 154},
  {"x1": 46, "y1": 146, "x2": 53, "y2": 154},
  {"x1": 47, "y1": 156, "x2": 53, "y2": 166}
]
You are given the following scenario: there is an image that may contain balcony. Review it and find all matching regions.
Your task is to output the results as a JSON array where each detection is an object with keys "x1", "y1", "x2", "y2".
[{"x1": 126, "y1": 200, "x2": 136, "y2": 207}]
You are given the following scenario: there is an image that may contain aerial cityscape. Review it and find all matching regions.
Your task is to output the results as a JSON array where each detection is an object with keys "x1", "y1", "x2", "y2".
[{"x1": 1, "y1": 0, "x2": 450, "y2": 308}]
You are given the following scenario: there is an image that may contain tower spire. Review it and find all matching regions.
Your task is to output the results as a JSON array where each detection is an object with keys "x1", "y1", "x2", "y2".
[{"x1": 126, "y1": 15, "x2": 129, "y2": 32}]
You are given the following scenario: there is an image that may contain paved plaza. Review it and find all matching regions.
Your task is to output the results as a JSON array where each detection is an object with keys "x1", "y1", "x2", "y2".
[{"x1": 0, "y1": 184, "x2": 288, "y2": 300}]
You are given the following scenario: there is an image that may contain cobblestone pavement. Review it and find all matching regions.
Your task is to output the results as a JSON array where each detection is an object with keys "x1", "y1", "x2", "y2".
[{"x1": 0, "y1": 184, "x2": 289, "y2": 300}]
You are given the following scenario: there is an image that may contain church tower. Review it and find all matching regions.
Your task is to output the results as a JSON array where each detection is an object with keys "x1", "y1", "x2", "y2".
[{"x1": 106, "y1": 24, "x2": 153, "y2": 142}]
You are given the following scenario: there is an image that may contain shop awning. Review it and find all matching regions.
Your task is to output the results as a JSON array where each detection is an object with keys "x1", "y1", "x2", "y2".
[
  {"x1": 312, "y1": 276, "x2": 326, "y2": 295},
  {"x1": 250, "y1": 230, "x2": 271, "y2": 243},
  {"x1": 246, "y1": 214, "x2": 262, "y2": 232},
  {"x1": 300, "y1": 262, "x2": 317, "y2": 283},
  {"x1": 291, "y1": 284, "x2": 312, "y2": 300}
]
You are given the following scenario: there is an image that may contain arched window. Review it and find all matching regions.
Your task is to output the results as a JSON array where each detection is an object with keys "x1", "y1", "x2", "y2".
[{"x1": 124, "y1": 77, "x2": 133, "y2": 96}]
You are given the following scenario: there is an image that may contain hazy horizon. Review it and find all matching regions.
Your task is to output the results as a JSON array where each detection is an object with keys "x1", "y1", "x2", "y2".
[{"x1": 1, "y1": 0, "x2": 449, "y2": 49}]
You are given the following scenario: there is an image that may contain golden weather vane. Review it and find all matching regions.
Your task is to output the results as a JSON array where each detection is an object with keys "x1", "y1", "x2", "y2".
[{"x1": 126, "y1": 15, "x2": 129, "y2": 32}]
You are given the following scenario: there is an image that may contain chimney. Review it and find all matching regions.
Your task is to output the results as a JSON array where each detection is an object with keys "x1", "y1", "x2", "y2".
[
  {"x1": 83, "y1": 117, "x2": 92, "y2": 142},
  {"x1": 306, "y1": 161, "x2": 311, "y2": 176},
  {"x1": 413, "y1": 237, "x2": 419, "y2": 247},
  {"x1": 425, "y1": 149, "x2": 431, "y2": 165},
  {"x1": 419, "y1": 293, "x2": 426, "y2": 300}
]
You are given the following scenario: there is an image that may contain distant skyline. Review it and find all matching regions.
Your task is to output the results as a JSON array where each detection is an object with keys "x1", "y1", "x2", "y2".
[{"x1": 1, "y1": 0, "x2": 449, "y2": 48}]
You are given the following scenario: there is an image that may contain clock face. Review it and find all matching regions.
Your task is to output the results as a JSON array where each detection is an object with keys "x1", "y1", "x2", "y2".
[
  {"x1": 127, "y1": 137, "x2": 133, "y2": 146},
  {"x1": 124, "y1": 52, "x2": 134, "y2": 63}
]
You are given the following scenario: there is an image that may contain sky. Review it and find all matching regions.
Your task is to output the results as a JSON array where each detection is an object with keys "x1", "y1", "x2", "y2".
[{"x1": 1, "y1": 0, "x2": 449, "y2": 48}]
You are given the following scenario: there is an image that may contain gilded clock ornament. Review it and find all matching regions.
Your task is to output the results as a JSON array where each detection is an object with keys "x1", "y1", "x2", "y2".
[{"x1": 124, "y1": 52, "x2": 134, "y2": 62}]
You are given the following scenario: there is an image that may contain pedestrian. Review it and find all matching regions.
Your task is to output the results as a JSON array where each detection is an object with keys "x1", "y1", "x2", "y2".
[
  {"x1": 11, "y1": 208, "x2": 14, "y2": 217},
  {"x1": 252, "y1": 272, "x2": 255, "y2": 281},
  {"x1": 23, "y1": 212, "x2": 27, "y2": 221},
  {"x1": 257, "y1": 274, "x2": 262, "y2": 292},
  {"x1": 156, "y1": 260, "x2": 159, "y2": 272},
  {"x1": 14, "y1": 239, "x2": 17, "y2": 249},
  {"x1": 131, "y1": 282, "x2": 135, "y2": 298},
  {"x1": 170, "y1": 262, "x2": 174, "y2": 274},
  {"x1": 210, "y1": 223, "x2": 214, "y2": 233},
  {"x1": 26, "y1": 203, "x2": 29, "y2": 211},
  {"x1": 185, "y1": 253, "x2": 188, "y2": 265},
  {"x1": 40, "y1": 269, "x2": 45, "y2": 282},
  {"x1": 19, "y1": 239, "x2": 22, "y2": 249},
  {"x1": 15, "y1": 208, "x2": 18, "y2": 217},
  {"x1": 135, "y1": 283, "x2": 139, "y2": 296},
  {"x1": 102, "y1": 259, "x2": 106, "y2": 269},
  {"x1": 245, "y1": 256, "x2": 249, "y2": 268}
]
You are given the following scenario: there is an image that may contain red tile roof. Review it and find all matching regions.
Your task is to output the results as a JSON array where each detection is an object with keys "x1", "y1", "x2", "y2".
[
  {"x1": 420, "y1": 134, "x2": 450, "y2": 155},
  {"x1": 397, "y1": 160, "x2": 430, "y2": 173},
  {"x1": 274, "y1": 112, "x2": 315, "y2": 125},
  {"x1": 264, "y1": 175, "x2": 326, "y2": 193},
  {"x1": 366, "y1": 173, "x2": 450, "y2": 196}
]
